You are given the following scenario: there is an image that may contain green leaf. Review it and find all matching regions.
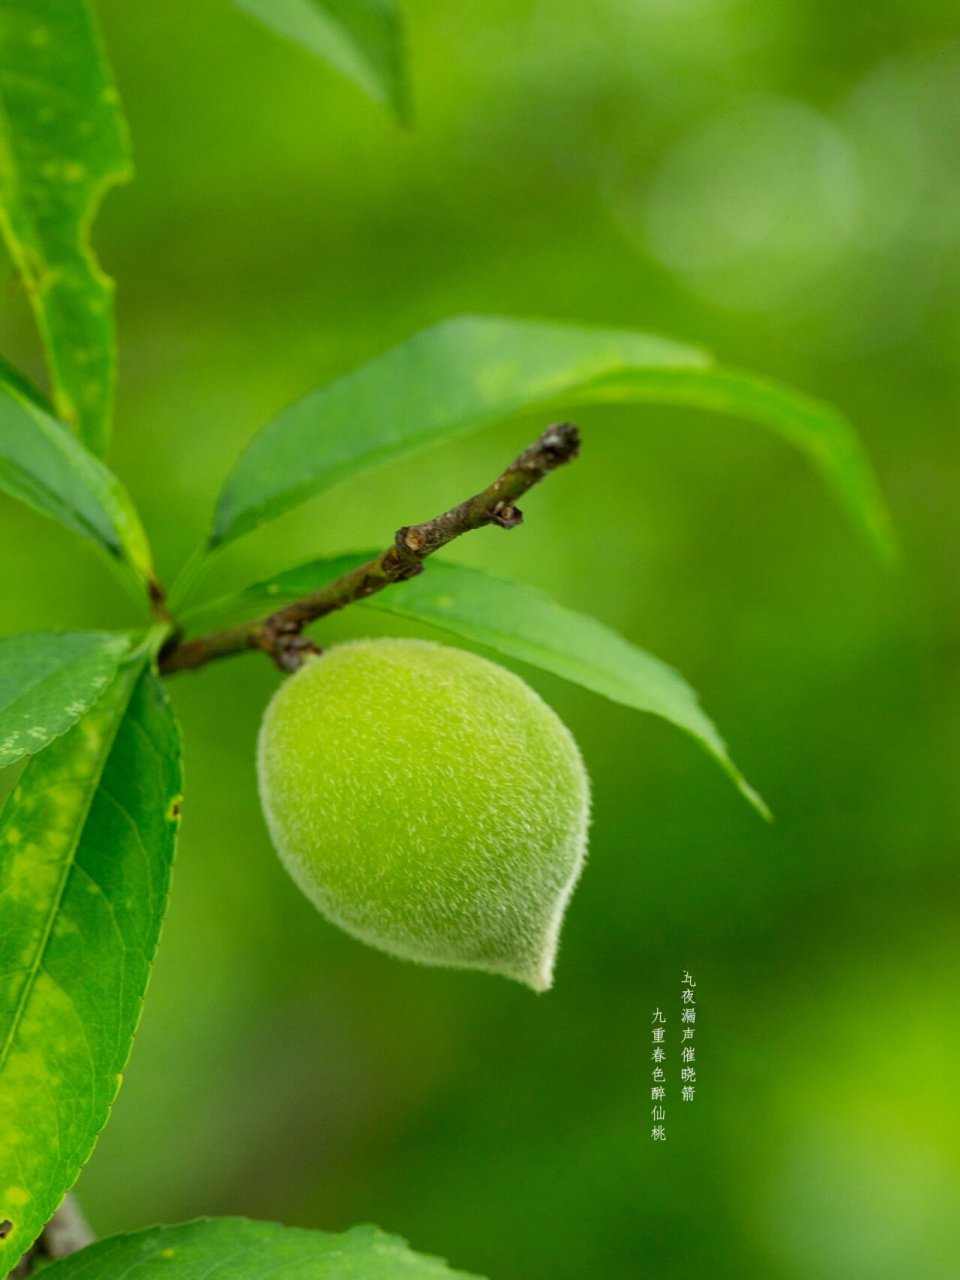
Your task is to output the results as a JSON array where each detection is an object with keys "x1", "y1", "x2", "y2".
[
  {"x1": 41, "y1": 1218, "x2": 482, "y2": 1279},
  {"x1": 210, "y1": 318, "x2": 704, "y2": 547},
  {"x1": 0, "y1": 629, "x2": 131, "y2": 768},
  {"x1": 0, "y1": 0, "x2": 133, "y2": 457},
  {"x1": 0, "y1": 665, "x2": 181, "y2": 1273},
  {"x1": 184, "y1": 554, "x2": 769, "y2": 817},
  {"x1": 582, "y1": 362, "x2": 897, "y2": 562},
  {"x1": 234, "y1": 0, "x2": 409, "y2": 123},
  {"x1": 209, "y1": 317, "x2": 894, "y2": 559},
  {"x1": 0, "y1": 381, "x2": 156, "y2": 595}
]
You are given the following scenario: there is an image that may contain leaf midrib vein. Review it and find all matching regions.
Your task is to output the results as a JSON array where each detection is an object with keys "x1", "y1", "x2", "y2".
[{"x1": 0, "y1": 667, "x2": 138, "y2": 1075}]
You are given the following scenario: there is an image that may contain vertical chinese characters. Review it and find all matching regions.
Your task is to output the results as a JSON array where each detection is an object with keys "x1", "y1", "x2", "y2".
[
  {"x1": 681, "y1": 971, "x2": 696, "y2": 1102},
  {"x1": 651, "y1": 1007, "x2": 666, "y2": 1139}
]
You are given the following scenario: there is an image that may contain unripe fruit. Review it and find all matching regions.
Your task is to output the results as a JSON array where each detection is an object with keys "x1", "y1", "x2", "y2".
[{"x1": 257, "y1": 637, "x2": 590, "y2": 991}]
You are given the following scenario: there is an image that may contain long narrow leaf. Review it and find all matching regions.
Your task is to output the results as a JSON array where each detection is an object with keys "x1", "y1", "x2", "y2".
[
  {"x1": 583, "y1": 363, "x2": 897, "y2": 562},
  {"x1": 40, "y1": 1218, "x2": 482, "y2": 1279},
  {"x1": 0, "y1": 382, "x2": 155, "y2": 594},
  {"x1": 0, "y1": 0, "x2": 133, "y2": 457},
  {"x1": 183, "y1": 554, "x2": 768, "y2": 816},
  {"x1": 0, "y1": 666, "x2": 181, "y2": 1273},
  {"x1": 211, "y1": 318, "x2": 705, "y2": 546},
  {"x1": 234, "y1": 0, "x2": 409, "y2": 123},
  {"x1": 210, "y1": 317, "x2": 894, "y2": 559},
  {"x1": 0, "y1": 630, "x2": 131, "y2": 768}
]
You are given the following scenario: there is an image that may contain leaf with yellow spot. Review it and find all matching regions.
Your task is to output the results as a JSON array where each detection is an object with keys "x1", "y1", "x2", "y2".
[
  {"x1": 0, "y1": 629, "x2": 131, "y2": 769},
  {"x1": 0, "y1": 0, "x2": 133, "y2": 457},
  {"x1": 0, "y1": 663, "x2": 181, "y2": 1273}
]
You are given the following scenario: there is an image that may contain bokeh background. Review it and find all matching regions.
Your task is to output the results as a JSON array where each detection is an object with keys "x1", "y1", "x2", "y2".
[{"x1": 2, "y1": 1, "x2": 958, "y2": 1276}]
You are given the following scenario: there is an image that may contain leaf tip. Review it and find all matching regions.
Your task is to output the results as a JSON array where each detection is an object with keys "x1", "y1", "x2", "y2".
[
  {"x1": 740, "y1": 776, "x2": 773, "y2": 823},
  {"x1": 722, "y1": 757, "x2": 772, "y2": 821},
  {"x1": 871, "y1": 516, "x2": 902, "y2": 568}
]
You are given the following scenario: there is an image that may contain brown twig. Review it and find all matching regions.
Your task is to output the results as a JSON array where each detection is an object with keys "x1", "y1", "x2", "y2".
[
  {"x1": 10, "y1": 1195, "x2": 94, "y2": 1277},
  {"x1": 159, "y1": 423, "x2": 580, "y2": 676}
]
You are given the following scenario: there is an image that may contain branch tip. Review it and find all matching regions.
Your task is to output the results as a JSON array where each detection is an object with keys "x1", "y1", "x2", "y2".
[{"x1": 159, "y1": 421, "x2": 582, "y2": 676}]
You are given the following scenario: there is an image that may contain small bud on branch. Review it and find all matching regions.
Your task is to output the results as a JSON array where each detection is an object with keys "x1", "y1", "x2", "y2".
[{"x1": 159, "y1": 423, "x2": 580, "y2": 676}]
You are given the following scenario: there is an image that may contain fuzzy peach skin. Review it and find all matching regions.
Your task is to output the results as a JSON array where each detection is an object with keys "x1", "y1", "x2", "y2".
[{"x1": 257, "y1": 637, "x2": 590, "y2": 991}]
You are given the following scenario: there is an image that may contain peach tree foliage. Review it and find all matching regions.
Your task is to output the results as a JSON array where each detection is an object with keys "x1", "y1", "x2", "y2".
[{"x1": 0, "y1": 1, "x2": 894, "y2": 1276}]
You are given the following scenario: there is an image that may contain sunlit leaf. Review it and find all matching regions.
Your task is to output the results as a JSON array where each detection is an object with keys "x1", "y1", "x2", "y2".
[
  {"x1": 234, "y1": 0, "x2": 409, "y2": 122},
  {"x1": 210, "y1": 317, "x2": 894, "y2": 559},
  {"x1": 0, "y1": 666, "x2": 181, "y2": 1273},
  {"x1": 0, "y1": 382, "x2": 156, "y2": 596},
  {"x1": 40, "y1": 1217, "x2": 483, "y2": 1278},
  {"x1": 0, "y1": 629, "x2": 130, "y2": 768},
  {"x1": 183, "y1": 554, "x2": 769, "y2": 816},
  {"x1": 0, "y1": 0, "x2": 133, "y2": 457}
]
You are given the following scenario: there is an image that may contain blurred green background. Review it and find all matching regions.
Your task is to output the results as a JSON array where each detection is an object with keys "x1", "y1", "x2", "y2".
[{"x1": 2, "y1": 1, "x2": 958, "y2": 1276}]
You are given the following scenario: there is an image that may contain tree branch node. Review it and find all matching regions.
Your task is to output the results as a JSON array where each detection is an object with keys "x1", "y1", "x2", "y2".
[{"x1": 159, "y1": 422, "x2": 581, "y2": 676}]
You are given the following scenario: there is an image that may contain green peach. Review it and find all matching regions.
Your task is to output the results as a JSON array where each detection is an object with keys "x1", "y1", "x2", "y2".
[{"x1": 256, "y1": 637, "x2": 590, "y2": 991}]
